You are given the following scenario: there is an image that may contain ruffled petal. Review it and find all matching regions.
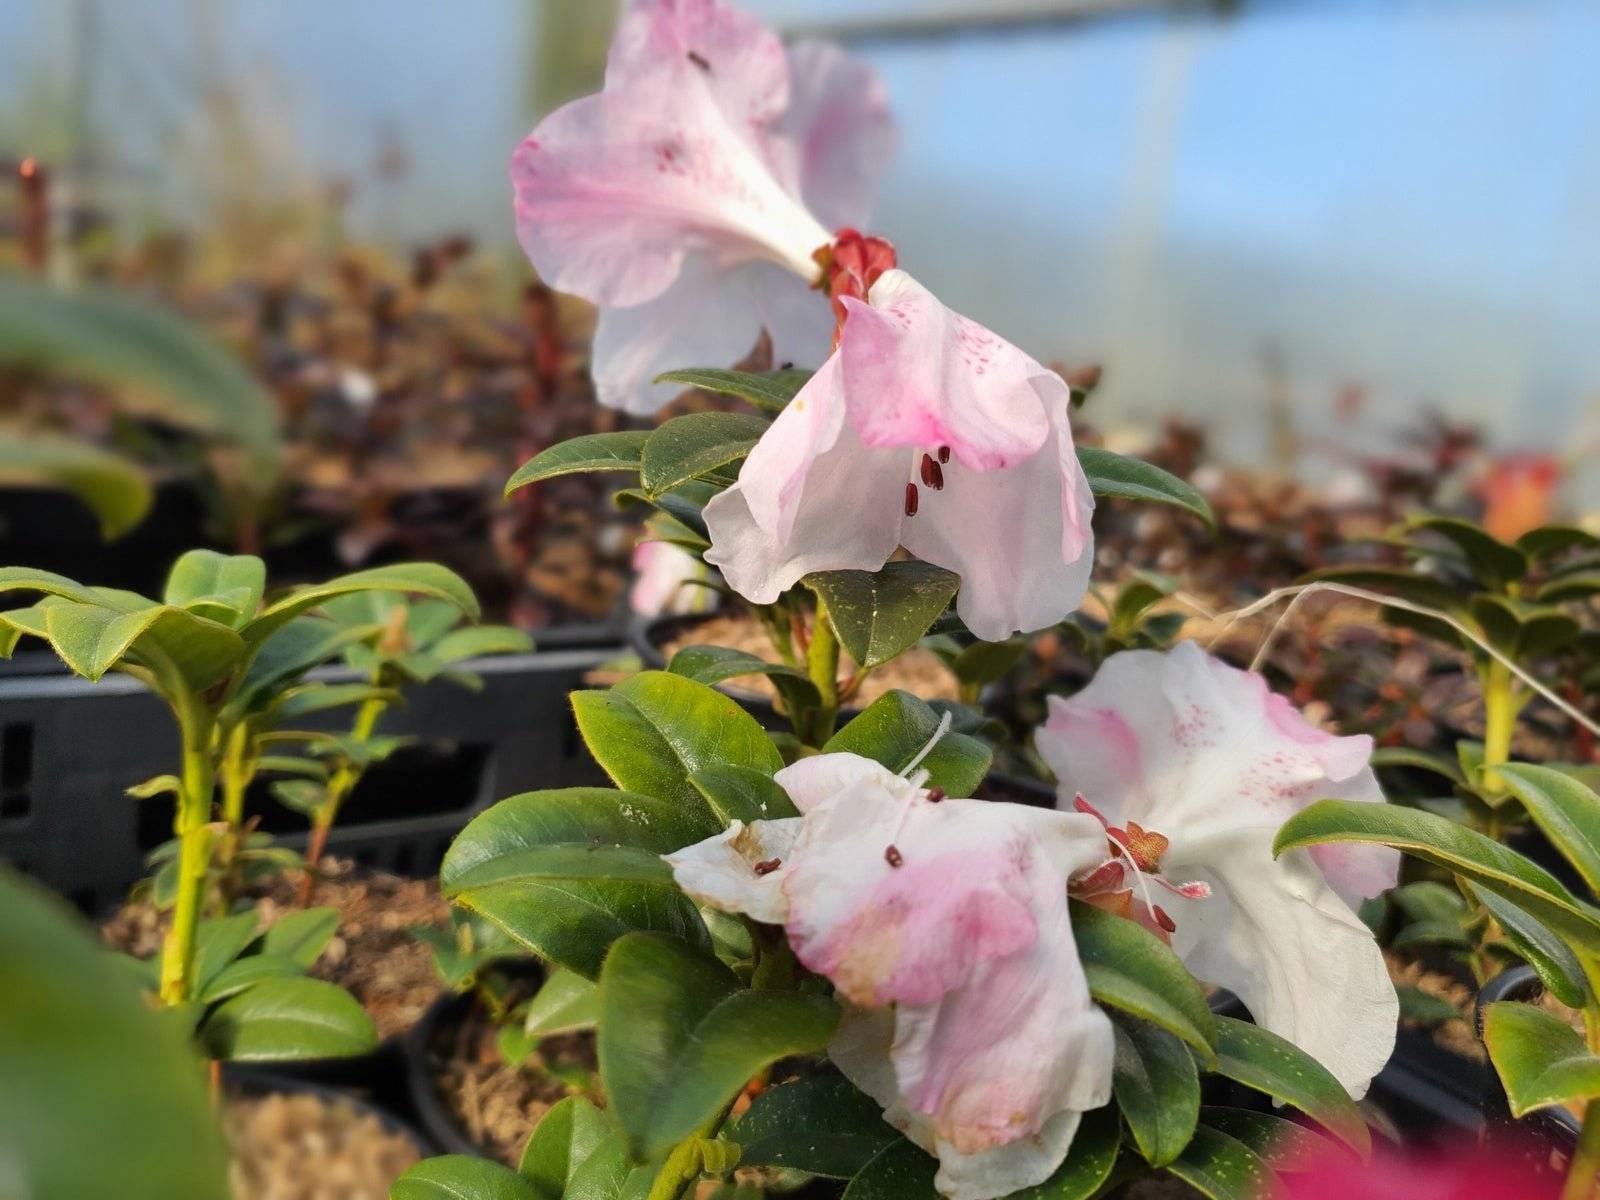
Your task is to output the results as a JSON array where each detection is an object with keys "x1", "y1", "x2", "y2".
[
  {"x1": 1163, "y1": 830, "x2": 1398, "y2": 1098},
  {"x1": 663, "y1": 818, "x2": 800, "y2": 925},
  {"x1": 900, "y1": 381, "x2": 1094, "y2": 640},
  {"x1": 778, "y1": 39, "x2": 896, "y2": 231},
  {"x1": 774, "y1": 751, "x2": 902, "y2": 814},
  {"x1": 836, "y1": 271, "x2": 1051, "y2": 471}
]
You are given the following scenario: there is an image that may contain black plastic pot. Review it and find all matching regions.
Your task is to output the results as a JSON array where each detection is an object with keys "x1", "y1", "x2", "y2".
[
  {"x1": 223, "y1": 1062, "x2": 439, "y2": 1157},
  {"x1": 1475, "y1": 966, "x2": 1583, "y2": 1147},
  {"x1": 404, "y1": 959, "x2": 548, "y2": 1158}
]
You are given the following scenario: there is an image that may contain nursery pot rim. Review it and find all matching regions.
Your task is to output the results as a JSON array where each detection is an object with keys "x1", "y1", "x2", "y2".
[{"x1": 1474, "y1": 963, "x2": 1583, "y2": 1139}]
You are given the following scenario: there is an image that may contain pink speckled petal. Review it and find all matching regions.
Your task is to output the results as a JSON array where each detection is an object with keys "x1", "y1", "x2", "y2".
[
  {"x1": 663, "y1": 818, "x2": 800, "y2": 926},
  {"x1": 899, "y1": 380, "x2": 1094, "y2": 640},
  {"x1": 779, "y1": 39, "x2": 896, "y2": 231},
  {"x1": 836, "y1": 271, "x2": 1051, "y2": 471},
  {"x1": 1163, "y1": 829, "x2": 1398, "y2": 1098}
]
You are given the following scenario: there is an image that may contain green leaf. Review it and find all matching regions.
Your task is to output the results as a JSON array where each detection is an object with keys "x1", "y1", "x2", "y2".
[
  {"x1": 194, "y1": 911, "x2": 263, "y2": 994},
  {"x1": 736, "y1": 1075, "x2": 900, "y2": 1178},
  {"x1": 259, "y1": 907, "x2": 339, "y2": 969},
  {"x1": 1212, "y1": 1016, "x2": 1369, "y2": 1157},
  {"x1": 666, "y1": 644, "x2": 822, "y2": 716},
  {"x1": 1396, "y1": 986, "x2": 1464, "y2": 1023},
  {"x1": 572, "y1": 671, "x2": 782, "y2": 810},
  {"x1": 841, "y1": 1139, "x2": 939, "y2": 1200},
  {"x1": 0, "y1": 278, "x2": 280, "y2": 483},
  {"x1": 198, "y1": 976, "x2": 376, "y2": 1061},
  {"x1": 0, "y1": 868, "x2": 230, "y2": 1199},
  {"x1": 947, "y1": 637, "x2": 1029, "y2": 687},
  {"x1": 197, "y1": 953, "x2": 303, "y2": 1004},
  {"x1": 1369, "y1": 746, "x2": 1465, "y2": 785},
  {"x1": 640, "y1": 412, "x2": 769, "y2": 497},
  {"x1": 1518, "y1": 525, "x2": 1600, "y2": 560},
  {"x1": 245, "y1": 562, "x2": 478, "y2": 647},
  {"x1": 163, "y1": 550, "x2": 266, "y2": 625},
  {"x1": 1536, "y1": 573, "x2": 1600, "y2": 604},
  {"x1": 654, "y1": 367, "x2": 812, "y2": 414},
  {"x1": 1076, "y1": 445, "x2": 1214, "y2": 528},
  {"x1": 1402, "y1": 516, "x2": 1529, "y2": 588},
  {"x1": 562, "y1": 1135, "x2": 660, "y2": 1200},
  {"x1": 1299, "y1": 565, "x2": 1467, "y2": 615},
  {"x1": 1003, "y1": 1105, "x2": 1123, "y2": 1199},
  {"x1": 824, "y1": 690, "x2": 992, "y2": 798},
  {"x1": 519, "y1": 1096, "x2": 612, "y2": 1195},
  {"x1": 805, "y1": 562, "x2": 961, "y2": 670},
  {"x1": 1112, "y1": 1013, "x2": 1201, "y2": 1166},
  {"x1": 1164, "y1": 1125, "x2": 1284, "y2": 1200},
  {"x1": 1274, "y1": 799, "x2": 1600, "y2": 948},
  {"x1": 1497, "y1": 763, "x2": 1600, "y2": 893},
  {"x1": 0, "y1": 429, "x2": 153, "y2": 538},
  {"x1": 43, "y1": 599, "x2": 243, "y2": 689},
  {"x1": 598, "y1": 932, "x2": 838, "y2": 1161},
  {"x1": 430, "y1": 624, "x2": 534, "y2": 662},
  {"x1": 392, "y1": 1155, "x2": 551, "y2": 1200},
  {"x1": 524, "y1": 969, "x2": 600, "y2": 1037},
  {"x1": 688, "y1": 764, "x2": 801, "y2": 825},
  {"x1": 1471, "y1": 887, "x2": 1590, "y2": 1008},
  {"x1": 1071, "y1": 901, "x2": 1217, "y2": 1060},
  {"x1": 506, "y1": 431, "x2": 650, "y2": 493},
  {"x1": 1200, "y1": 1108, "x2": 1333, "y2": 1173},
  {"x1": 1483, "y1": 1001, "x2": 1600, "y2": 1117}
]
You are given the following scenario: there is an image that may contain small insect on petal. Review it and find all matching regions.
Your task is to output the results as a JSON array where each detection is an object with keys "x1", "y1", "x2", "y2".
[
  {"x1": 920, "y1": 453, "x2": 944, "y2": 490},
  {"x1": 904, "y1": 483, "x2": 919, "y2": 516},
  {"x1": 884, "y1": 845, "x2": 904, "y2": 868},
  {"x1": 753, "y1": 857, "x2": 782, "y2": 876}
]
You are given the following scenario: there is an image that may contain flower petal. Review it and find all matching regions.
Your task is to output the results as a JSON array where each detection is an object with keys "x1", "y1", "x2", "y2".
[
  {"x1": 900, "y1": 386, "x2": 1095, "y2": 640},
  {"x1": 778, "y1": 38, "x2": 896, "y2": 231},
  {"x1": 837, "y1": 271, "x2": 1051, "y2": 471},
  {"x1": 1163, "y1": 830, "x2": 1398, "y2": 1098},
  {"x1": 774, "y1": 751, "x2": 902, "y2": 814},
  {"x1": 663, "y1": 818, "x2": 800, "y2": 925}
]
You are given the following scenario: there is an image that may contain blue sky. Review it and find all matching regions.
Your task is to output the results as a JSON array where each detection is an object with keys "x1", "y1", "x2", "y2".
[{"x1": 3, "y1": 0, "x2": 1598, "y2": 475}]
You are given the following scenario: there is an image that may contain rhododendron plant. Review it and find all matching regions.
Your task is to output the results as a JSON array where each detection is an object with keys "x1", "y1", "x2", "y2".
[
  {"x1": 510, "y1": 0, "x2": 892, "y2": 412},
  {"x1": 1038, "y1": 640, "x2": 1400, "y2": 1096},
  {"x1": 667, "y1": 746, "x2": 1115, "y2": 1199}
]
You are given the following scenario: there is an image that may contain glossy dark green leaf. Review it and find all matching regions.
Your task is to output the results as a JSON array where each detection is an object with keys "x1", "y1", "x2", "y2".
[
  {"x1": 1004, "y1": 1105, "x2": 1123, "y2": 1199},
  {"x1": 841, "y1": 1139, "x2": 939, "y2": 1200},
  {"x1": 391, "y1": 1155, "x2": 550, "y2": 1200},
  {"x1": 598, "y1": 932, "x2": 838, "y2": 1160},
  {"x1": 666, "y1": 644, "x2": 822, "y2": 716},
  {"x1": 1071, "y1": 901, "x2": 1217, "y2": 1060},
  {"x1": 824, "y1": 690, "x2": 992, "y2": 798},
  {"x1": 1212, "y1": 1017, "x2": 1368, "y2": 1156},
  {"x1": 736, "y1": 1074, "x2": 900, "y2": 1178},
  {"x1": 654, "y1": 367, "x2": 811, "y2": 413},
  {"x1": 197, "y1": 953, "x2": 302, "y2": 1004},
  {"x1": 1471, "y1": 886, "x2": 1589, "y2": 1008},
  {"x1": 1483, "y1": 1001, "x2": 1600, "y2": 1118},
  {"x1": 1113, "y1": 1013, "x2": 1201, "y2": 1166},
  {"x1": 1076, "y1": 446, "x2": 1213, "y2": 528},
  {"x1": 0, "y1": 868, "x2": 229, "y2": 1199},
  {"x1": 689, "y1": 764, "x2": 801, "y2": 825},
  {"x1": 640, "y1": 412, "x2": 769, "y2": 497},
  {"x1": 804, "y1": 562, "x2": 960, "y2": 670},
  {"x1": 194, "y1": 911, "x2": 263, "y2": 994},
  {"x1": 198, "y1": 976, "x2": 376, "y2": 1061},
  {"x1": 1164, "y1": 1125, "x2": 1284, "y2": 1200},
  {"x1": 0, "y1": 430, "x2": 153, "y2": 538},
  {"x1": 1497, "y1": 763, "x2": 1600, "y2": 893},
  {"x1": 506, "y1": 431, "x2": 649, "y2": 493},
  {"x1": 573, "y1": 671, "x2": 782, "y2": 809},
  {"x1": 1276, "y1": 799, "x2": 1600, "y2": 949},
  {"x1": 519, "y1": 1096, "x2": 613, "y2": 1195},
  {"x1": 523, "y1": 969, "x2": 600, "y2": 1037},
  {"x1": 1199, "y1": 1107, "x2": 1333, "y2": 1173}
]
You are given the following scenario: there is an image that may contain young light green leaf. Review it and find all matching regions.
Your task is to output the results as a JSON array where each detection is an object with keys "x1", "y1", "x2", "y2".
[
  {"x1": 519, "y1": 1096, "x2": 613, "y2": 1195},
  {"x1": 163, "y1": 550, "x2": 266, "y2": 625},
  {"x1": 245, "y1": 562, "x2": 478, "y2": 647},
  {"x1": 1483, "y1": 1001, "x2": 1600, "y2": 1118},
  {"x1": 506, "y1": 431, "x2": 650, "y2": 494},
  {"x1": 524, "y1": 968, "x2": 600, "y2": 1037},
  {"x1": 804, "y1": 562, "x2": 961, "y2": 670},
  {"x1": 258, "y1": 907, "x2": 339, "y2": 969},
  {"x1": 198, "y1": 976, "x2": 376, "y2": 1061}
]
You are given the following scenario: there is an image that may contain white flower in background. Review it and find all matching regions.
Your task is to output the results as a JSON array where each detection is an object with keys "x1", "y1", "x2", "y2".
[
  {"x1": 666, "y1": 748, "x2": 1114, "y2": 1200},
  {"x1": 629, "y1": 540, "x2": 718, "y2": 617},
  {"x1": 1036, "y1": 640, "x2": 1400, "y2": 1097}
]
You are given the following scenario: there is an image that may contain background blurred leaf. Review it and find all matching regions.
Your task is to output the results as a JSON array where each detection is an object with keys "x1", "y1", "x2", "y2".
[{"x1": 0, "y1": 429, "x2": 152, "y2": 538}]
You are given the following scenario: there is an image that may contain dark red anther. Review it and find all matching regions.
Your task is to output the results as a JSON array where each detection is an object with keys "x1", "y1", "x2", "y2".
[
  {"x1": 686, "y1": 50, "x2": 711, "y2": 71},
  {"x1": 925, "y1": 786, "x2": 946, "y2": 803},
  {"x1": 753, "y1": 857, "x2": 782, "y2": 876},
  {"x1": 919, "y1": 453, "x2": 944, "y2": 490},
  {"x1": 884, "y1": 845, "x2": 904, "y2": 868},
  {"x1": 904, "y1": 483, "x2": 919, "y2": 516},
  {"x1": 937, "y1": 445, "x2": 950, "y2": 464},
  {"x1": 1153, "y1": 905, "x2": 1177, "y2": 934}
]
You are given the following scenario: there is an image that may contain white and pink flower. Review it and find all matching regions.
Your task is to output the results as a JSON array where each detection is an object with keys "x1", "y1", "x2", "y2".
[
  {"x1": 703, "y1": 269, "x2": 1095, "y2": 640},
  {"x1": 511, "y1": 0, "x2": 893, "y2": 412},
  {"x1": 666, "y1": 749, "x2": 1114, "y2": 1200},
  {"x1": 1036, "y1": 641, "x2": 1400, "y2": 1097}
]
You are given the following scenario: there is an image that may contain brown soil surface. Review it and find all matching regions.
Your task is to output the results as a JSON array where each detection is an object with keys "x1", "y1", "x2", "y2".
[
  {"x1": 225, "y1": 1087, "x2": 421, "y2": 1199},
  {"x1": 427, "y1": 992, "x2": 600, "y2": 1166},
  {"x1": 1385, "y1": 952, "x2": 1484, "y2": 1062},
  {"x1": 101, "y1": 859, "x2": 452, "y2": 1041},
  {"x1": 661, "y1": 611, "x2": 961, "y2": 707}
]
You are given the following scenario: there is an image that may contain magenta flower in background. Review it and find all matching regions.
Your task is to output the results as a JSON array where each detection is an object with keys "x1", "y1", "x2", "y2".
[
  {"x1": 1284, "y1": 1138, "x2": 1562, "y2": 1199},
  {"x1": 1037, "y1": 641, "x2": 1400, "y2": 1097},
  {"x1": 511, "y1": 0, "x2": 893, "y2": 413},
  {"x1": 665, "y1": 750, "x2": 1115, "y2": 1200},
  {"x1": 703, "y1": 268, "x2": 1095, "y2": 640}
]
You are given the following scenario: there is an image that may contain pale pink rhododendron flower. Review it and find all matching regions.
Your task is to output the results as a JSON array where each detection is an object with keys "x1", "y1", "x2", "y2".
[
  {"x1": 665, "y1": 746, "x2": 1115, "y2": 1200},
  {"x1": 510, "y1": 0, "x2": 893, "y2": 413},
  {"x1": 1037, "y1": 641, "x2": 1400, "y2": 1096},
  {"x1": 703, "y1": 267, "x2": 1095, "y2": 640},
  {"x1": 629, "y1": 540, "x2": 718, "y2": 617}
]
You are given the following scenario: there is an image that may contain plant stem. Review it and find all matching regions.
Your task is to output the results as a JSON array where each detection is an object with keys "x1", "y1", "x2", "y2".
[
  {"x1": 1482, "y1": 659, "x2": 1516, "y2": 793},
  {"x1": 803, "y1": 606, "x2": 840, "y2": 747},
  {"x1": 297, "y1": 694, "x2": 385, "y2": 904},
  {"x1": 215, "y1": 722, "x2": 253, "y2": 897},
  {"x1": 1563, "y1": 1099, "x2": 1600, "y2": 1200},
  {"x1": 158, "y1": 715, "x2": 217, "y2": 1006}
]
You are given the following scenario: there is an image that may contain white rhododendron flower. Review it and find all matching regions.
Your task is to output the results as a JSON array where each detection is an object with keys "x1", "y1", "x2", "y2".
[
  {"x1": 629, "y1": 540, "x2": 718, "y2": 616},
  {"x1": 1036, "y1": 640, "x2": 1400, "y2": 1096},
  {"x1": 510, "y1": 0, "x2": 893, "y2": 412},
  {"x1": 665, "y1": 747, "x2": 1114, "y2": 1200}
]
